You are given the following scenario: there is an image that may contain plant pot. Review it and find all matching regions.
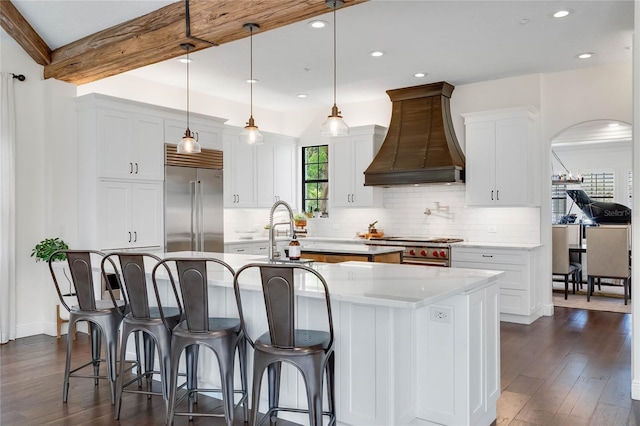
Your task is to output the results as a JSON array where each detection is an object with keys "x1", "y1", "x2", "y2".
[{"x1": 294, "y1": 220, "x2": 307, "y2": 228}]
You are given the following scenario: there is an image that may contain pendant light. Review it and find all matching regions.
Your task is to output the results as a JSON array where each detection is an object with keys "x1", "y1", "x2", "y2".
[
  {"x1": 239, "y1": 23, "x2": 264, "y2": 145},
  {"x1": 321, "y1": 0, "x2": 349, "y2": 137},
  {"x1": 177, "y1": 42, "x2": 201, "y2": 154}
]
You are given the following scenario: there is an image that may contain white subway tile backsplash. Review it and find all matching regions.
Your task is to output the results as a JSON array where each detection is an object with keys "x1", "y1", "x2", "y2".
[{"x1": 224, "y1": 184, "x2": 540, "y2": 244}]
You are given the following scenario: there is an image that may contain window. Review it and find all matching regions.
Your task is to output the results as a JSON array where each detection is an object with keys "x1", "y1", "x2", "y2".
[
  {"x1": 302, "y1": 145, "x2": 329, "y2": 215},
  {"x1": 551, "y1": 184, "x2": 568, "y2": 224},
  {"x1": 581, "y1": 171, "x2": 614, "y2": 201}
]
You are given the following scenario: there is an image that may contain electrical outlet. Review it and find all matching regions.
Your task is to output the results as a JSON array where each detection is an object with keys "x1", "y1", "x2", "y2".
[
  {"x1": 487, "y1": 225, "x2": 497, "y2": 233},
  {"x1": 430, "y1": 307, "x2": 452, "y2": 324}
]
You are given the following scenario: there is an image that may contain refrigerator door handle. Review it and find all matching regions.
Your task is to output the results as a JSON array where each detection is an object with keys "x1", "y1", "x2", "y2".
[
  {"x1": 191, "y1": 180, "x2": 197, "y2": 251},
  {"x1": 197, "y1": 180, "x2": 204, "y2": 252}
]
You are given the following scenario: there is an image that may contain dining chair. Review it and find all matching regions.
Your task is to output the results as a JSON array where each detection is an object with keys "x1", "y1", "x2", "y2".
[
  {"x1": 152, "y1": 257, "x2": 248, "y2": 426},
  {"x1": 586, "y1": 225, "x2": 631, "y2": 304},
  {"x1": 233, "y1": 263, "x2": 336, "y2": 426},
  {"x1": 552, "y1": 225, "x2": 582, "y2": 299},
  {"x1": 49, "y1": 249, "x2": 129, "y2": 404},
  {"x1": 101, "y1": 252, "x2": 183, "y2": 419}
]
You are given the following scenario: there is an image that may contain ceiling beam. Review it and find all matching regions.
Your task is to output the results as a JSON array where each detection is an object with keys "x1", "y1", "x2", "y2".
[
  {"x1": 43, "y1": 0, "x2": 367, "y2": 85},
  {"x1": 0, "y1": 0, "x2": 51, "y2": 66}
]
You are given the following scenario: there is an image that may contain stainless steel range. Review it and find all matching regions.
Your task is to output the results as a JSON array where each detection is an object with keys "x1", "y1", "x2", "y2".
[{"x1": 365, "y1": 237, "x2": 464, "y2": 267}]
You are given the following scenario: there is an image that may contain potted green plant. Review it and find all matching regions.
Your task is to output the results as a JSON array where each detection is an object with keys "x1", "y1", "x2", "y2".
[
  {"x1": 31, "y1": 237, "x2": 69, "y2": 263},
  {"x1": 32, "y1": 237, "x2": 74, "y2": 296},
  {"x1": 293, "y1": 213, "x2": 307, "y2": 228}
]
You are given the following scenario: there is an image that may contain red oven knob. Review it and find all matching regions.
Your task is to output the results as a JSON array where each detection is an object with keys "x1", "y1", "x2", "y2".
[
  {"x1": 432, "y1": 251, "x2": 438, "y2": 257},
  {"x1": 440, "y1": 251, "x2": 446, "y2": 257},
  {"x1": 409, "y1": 249, "x2": 415, "y2": 256},
  {"x1": 420, "y1": 250, "x2": 427, "y2": 256}
]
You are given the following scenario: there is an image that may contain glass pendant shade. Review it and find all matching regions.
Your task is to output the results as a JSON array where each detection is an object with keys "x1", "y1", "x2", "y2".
[
  {"x1": 177, "y1": 128, "x2": 201, "y2": 153},
  {"x1": 321, "y1": 104, "x2": 349, "y2": 137},
  {"x1": 322, "y1": 1, "x2": 348, "y2": 137},
  {"x1": 239, "y1": 116, "x2": 264, "y2": 145}
]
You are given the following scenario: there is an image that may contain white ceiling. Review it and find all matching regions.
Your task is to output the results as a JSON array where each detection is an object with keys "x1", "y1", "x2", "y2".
[{"x1": 5, "y1": 0, "x2": 635, "y2": 112}]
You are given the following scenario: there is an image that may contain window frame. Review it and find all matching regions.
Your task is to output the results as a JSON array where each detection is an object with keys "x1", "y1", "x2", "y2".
[{"x1": 301, "y1": 145, "x2": 329, "y2": 215}]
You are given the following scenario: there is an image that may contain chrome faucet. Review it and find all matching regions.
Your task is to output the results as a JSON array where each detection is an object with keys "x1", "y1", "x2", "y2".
[{"x1": 269, "y1": 200, "x2": 295, "y2": 260}]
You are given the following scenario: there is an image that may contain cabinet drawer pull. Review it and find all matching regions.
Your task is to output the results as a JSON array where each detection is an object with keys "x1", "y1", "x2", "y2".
[
  {"x1": 491, "y1": 190, "x2": 494, "y2": 201},
  {"x1": 134, "y1": 231, "x2": 137, "y2": 242},
  {"x1": 496, "y1": 190, "x2": 499, "y2": 201},
  {"x1": 129, "y1": 163, "x2": 133, "y2": 174},
  {"x1": 135, "y1": 163, "x2": 139, "y2": 174},
  {"x1": 482, "y1": 254, "x2": 493, "y2": 258},
  {"x1": 237, "y1": 249, "x2": 245, "y2": 252},
  {"x1": 128, "y1": 231, "x2": 132, "y2": 243}
]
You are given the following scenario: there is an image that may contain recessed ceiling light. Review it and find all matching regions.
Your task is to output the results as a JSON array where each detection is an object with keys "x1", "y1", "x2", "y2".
[
  {"x1": 519, "y1": 18, "x2": 529, "y2": 25},
  {"x1": 414, "y1": 72, "x2": 427, "y2": 78},
  {"x1": 553, "y1": 10, "x2": 571, "y2": 18},
  {"x1": 297, "y1": 94, "x2": 308, "y2": 98},
  {"x1": 246, "y1": 78, "x2": 258, "y2": 84},
  {"x1": 309, "y1": 20, "x2": 327, "y2": 29},
  {"x1": 576, "y1": 52, "x2": 594, "y2": 59},
  {"x1": 370, "y1": 50, "x2": 385, "y2": 57},
  {"x1": 178, "y1": 58, "x2": 192, "y2": 64}
]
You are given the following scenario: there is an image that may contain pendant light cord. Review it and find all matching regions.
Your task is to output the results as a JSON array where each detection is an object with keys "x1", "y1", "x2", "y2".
[
  {"x1": 186, "y1": 48, "x2": 190, "y2": 130},
  {"x1": 332, "y1": 4, "x2": 337, "y2": 107},
  {"x1": 250, "y1": 26, "x2": 254, "y2": 118}
]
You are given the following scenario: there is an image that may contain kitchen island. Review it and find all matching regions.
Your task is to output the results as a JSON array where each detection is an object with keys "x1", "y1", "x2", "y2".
[{"x1": 141, "y1": 252, "x2": 503, "y2": 426}]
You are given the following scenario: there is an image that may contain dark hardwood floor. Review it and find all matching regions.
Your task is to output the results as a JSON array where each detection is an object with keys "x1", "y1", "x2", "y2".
[
  {"x1": 1, "y1": 307, "x2": 639, "y2": 425},
  {"x1": 499, "y1": 307, "x2": 639, "y2": 426}
]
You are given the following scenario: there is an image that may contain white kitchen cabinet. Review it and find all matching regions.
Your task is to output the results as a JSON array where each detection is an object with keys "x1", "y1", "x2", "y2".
[
  {"x1": 462, "y1": 106, "x2": 540, "y2": 206},
  {"x1": 223, "y1": 128, "x2": 257, "y2": 207},
  {"x1": 98, "y1": 180, "x2": 164, "y2": 250},
  {"x1": 164, "y1": 117, "x2": 222, "y2": 150},
  {"x1": 98, "y1": 110, "x2": 164, "y2": 181},
  {"x1": 329, "y1": 125, "x2": 385, "y2": 208},
  {"x1": 451, "y1": 244, "x2": 542, "y2": 324},
  {"x1": 257, "y1": 134, "x2": 297, "y2": 208}
]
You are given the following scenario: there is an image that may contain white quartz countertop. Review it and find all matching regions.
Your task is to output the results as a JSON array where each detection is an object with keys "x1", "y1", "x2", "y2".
[
  {"x1": 454, "y1": 242, "x2": 542, "y2": 250},
  {"x1": 155, "y1": 251, "x2": 503, "y2": 309}
]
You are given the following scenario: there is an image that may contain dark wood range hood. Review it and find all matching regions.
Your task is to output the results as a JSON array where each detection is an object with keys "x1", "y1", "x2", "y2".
[{"x1": 364, "y1": 81, "x2": 465, "y2": 186}]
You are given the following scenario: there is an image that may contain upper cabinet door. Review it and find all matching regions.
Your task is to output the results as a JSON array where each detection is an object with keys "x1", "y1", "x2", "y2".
[
  {"x1": 132, "y1": 113, "x2": 164, "y2": 181},
  {"x1": 98, "y1": 109, "x2": 163, "y2": 181},
  {"x1": 273, "y1": 142, "x2": 296, "y2": 207},
  {"x1": 256, "y1": 142, "x2": 276, "y2": 207},
  {"x1": 330, "y1": 137, "x2": 353, "y2": 207},
  {"x1": 465, "y1": 121, "x2": 496, "y2": 206},
  {"x1": 351, "y1": 136, "x2": 374, "y2": 207},
  {"x1": 223, "y1": 132, "x2": 257, "y2": 208},
  {"x1": 98, "y1": 109, "x2": 132, "y2": 179}
]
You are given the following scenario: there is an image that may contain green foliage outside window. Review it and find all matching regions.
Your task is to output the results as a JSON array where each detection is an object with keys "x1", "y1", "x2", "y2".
[{"x1": 303, "y1": 145, "x2": 329, "y2": 214}]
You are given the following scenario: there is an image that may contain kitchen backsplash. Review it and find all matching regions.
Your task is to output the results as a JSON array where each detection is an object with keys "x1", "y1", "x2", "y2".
[{"x1": 224, "y1": 184, "x2": 540, "y2": 244}]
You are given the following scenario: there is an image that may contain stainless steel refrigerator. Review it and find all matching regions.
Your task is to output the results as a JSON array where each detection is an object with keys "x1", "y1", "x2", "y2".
[{"x1": 164, "y1": 146, "x2": 224, "y2": 252}]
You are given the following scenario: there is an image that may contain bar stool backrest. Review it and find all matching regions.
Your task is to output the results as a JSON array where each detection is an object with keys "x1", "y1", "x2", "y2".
[
  {"x1": 49, "y1": 250, "x2": 107, "y2": 312},
  {"x1": 153, "y1": 257, "x2": 236, "y2": 333},
  {"x1": 261, "y1": 266, "x2": 296, "y2": 348},
  {"x1": 234, "y1": 263, "x2": 334, "y2": 350}
]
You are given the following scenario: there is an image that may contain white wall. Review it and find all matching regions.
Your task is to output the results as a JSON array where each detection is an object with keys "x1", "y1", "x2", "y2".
[{"x1": 1, "y1": 38, "x2": 77, "y2": 337}]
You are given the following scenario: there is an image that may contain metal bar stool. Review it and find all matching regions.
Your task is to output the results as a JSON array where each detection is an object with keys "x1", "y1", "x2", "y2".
[
  {"x1": 101, "y1": 252, "x2": 185, "y2": 419},
  {"x1": 233, "y1": 263, "x2": 336, "y2": 426},
  {"x1": 152, "y1": 257, "x2": 248, "y2": 426},
  {"x1": 49, "y1": 250, "x2": 129, "y2": 404}
]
